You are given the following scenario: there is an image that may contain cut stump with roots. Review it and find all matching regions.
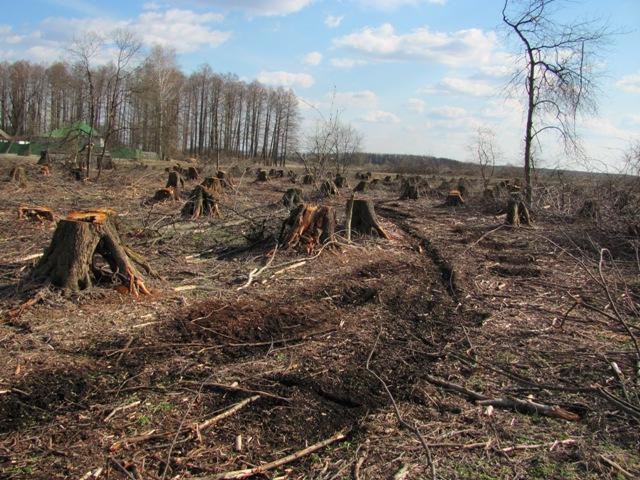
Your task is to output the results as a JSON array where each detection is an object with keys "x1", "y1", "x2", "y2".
[
  {"x1": 9, "y1": 166, "x2": 27, "y2": 186},
  {"x1": 182, "y1": 185, "x2": 221, "y2": 220},
  {"x1": 354, "y1": 180, "x2": 368, "y2": 193},
  {"x1": 31, "y1": 209, "x2": 150, "y2": 296},
  {"x1": 506, "y1": 198, "x2": 531, "y2": 227},
  {"x1": 201, "y1": 176, "x2": 224, "y2": 195},
  {"x1": 256, "y1": 170, "x2": 269, "y2": 182},
  {"x1": 152, "y1": 187, "x2": 179, "y2": 202},
  {"x1": 166, "y1": 171, "x2": 184, "y2": 193},
  {"x1": 350, "y1": 199, "x2": 390, "y2": 239},
  {"x1": 185, "y1": 166, "x2": 199, "y2": 181},
  {"x1": 320, "y1": 179, "x2": 338, "y2": 196},
  {"x1": 282, "y1": 188, "x2": 303, "y2": 208},
  {"x1": 280, "y1": 204, "x2": 336, "y2": 253}
]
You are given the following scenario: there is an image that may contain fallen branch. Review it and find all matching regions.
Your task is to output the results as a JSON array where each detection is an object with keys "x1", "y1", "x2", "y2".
[
  {"x1": 206, "y1": 428, "x2": 349, "y2": 479},
  {"x1": 194, "y1": 395, "x2": 260, "y2": 433},
  {"x1": 237, "y1": 243, "x2": 278, "y2": 291},
  {"x1": 186, "y1": 381, "x2": 291, "y2": 402},
  {"x1": 599, "y1": 454, "x2": 636, "y2": 479},
  {"x1": 423, "y1": 374, "x2": 580, "y2": 421}
]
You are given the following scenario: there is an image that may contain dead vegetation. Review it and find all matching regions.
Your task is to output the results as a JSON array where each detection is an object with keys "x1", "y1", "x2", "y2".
[{"x1": 0, "y1": 156, "x2": 638, "y2": 480}]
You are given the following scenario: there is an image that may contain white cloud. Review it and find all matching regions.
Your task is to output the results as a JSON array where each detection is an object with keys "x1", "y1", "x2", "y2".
[
  {"x1": 352, "y1": 0, "x2": 446, "y2": 9},
  {"x1": 333, "y1": 23, "x2": 499, "y2": 67},
  {"x1": 407, "y1": 98, "x2": 426, "y2": 114},
  {"x1": 439, "y1": 77, "x2": 496, "y2": 97},
  {"x1": 324, "y1": 15, "x2": 344, "y2": 28},
  {"x1": 334, "y1": 90, "x2": 377, "y2": 107},
  {"x1": 258, "y1": 70, "x2": 315, "y2": 88},
  {"x1": 196, "y1": 0, "x2": 312, "y2": 16},
  {"x1": 360, "y1": 110, "x2": 400, "y2": 123},
  {"x1": 330, "y1": 57, "x2": 367, "y2": 69},
  {"x1": 617, "y1": 72, "x2": 640, "y2": 94},
  {"x1": 430, "y1": 106, "x2": 468, "y2": 119},
  {"x1": 0, "y1": 25, "x2": 12, "y2": 35},
  {"x1": 303, "y1": 51, "x2": 323, "y2": 66}
]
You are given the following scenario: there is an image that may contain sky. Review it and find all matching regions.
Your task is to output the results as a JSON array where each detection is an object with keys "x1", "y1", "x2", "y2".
[{"x1": 1, "y1": 0, "x2": 639, "y2": 171}]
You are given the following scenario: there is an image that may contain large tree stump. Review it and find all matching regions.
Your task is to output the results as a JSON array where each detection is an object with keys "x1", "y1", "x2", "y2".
[
  {"x1": 279, "y1": 204, "x2": 336, "y2": 253},
  {"x1": 282, "y1": 187, "x2": 303, "y2": 208},
  {"x1": 201, "y1": 176, "x2": 223, "y2": 195},
  {"x1": 18, "y1": 206, "x2": 54, "y2": 222},
  {"x1": 38, "y1": 150, "x2": 50, "y2": 166},
  {"x1": 350, "y1": 199, "x2": 389, "y2": 239},
  {"x1": 354, "y1": 180, "x2": 368, "y2": 193},
  {"x1": 31, "y1": 210, "x2": 150, "y2": 295},
  {"x1": 335, "y1": 174, "x2": 348, "y2": 188},
  {"x1": 320, "y1": 179, "x2": 338, "y2": 196},
  {"x1": 186, "y1": 166, "x2": 199, "y2": 181},
  {"x1": 166, "y1": 171, "x2": 184, "y2": 193},
  {"x1": 182, "y1": 185, "x2": 220, "y2": 219},
  {"x1": 256, "y1": 170, "x2": 269, "y2": 182},
  {"x1": 445, "y1": 190, "x2": 464, "y2": 206},
  {"x1": 152, "y1": 187, "x2": 179, "y2": 202},
  {"x1": 506, "y1": 198, "x2": 531, "y2": 226},
  {"x1": 400, "y1": 182, "x2": 420, "y2": 200},
  {"x1": 9, "y1": 166, "x2": 27, "y2": 186},
  {"x1": 216, "y1": 170, "x2": 234, "y2": 188}
]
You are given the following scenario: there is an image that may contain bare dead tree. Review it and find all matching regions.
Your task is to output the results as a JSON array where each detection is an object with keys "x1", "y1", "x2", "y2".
[
  {"x1": 470, "y1": 125, "x2": 500, "y2": 191},
  {"x1": 502, "y1": 0, "x2": 609, "y2": 207}
]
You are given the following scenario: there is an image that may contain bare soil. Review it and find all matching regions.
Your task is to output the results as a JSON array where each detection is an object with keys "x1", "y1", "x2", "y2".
[{"x1": 0, "y1": 155, "x2": 638, "y2": 479}]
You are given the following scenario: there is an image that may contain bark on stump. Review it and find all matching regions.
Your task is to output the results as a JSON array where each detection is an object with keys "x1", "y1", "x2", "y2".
[
  {"x1": 282, "y1": 188, "x2": 303, "y2": 208},
  {"x1": 18, "y1": 206, "x2": 54, "y2": 222},
  {"x1": 335, "y1": 174, "x2": 348, "y2": 188},
  {"x1": 302, "y1": 174, "x2": 314, "y2": 185},
  {"x1": 279, "y1": 204, "x2": 336, "y2": 253},
  {"x1": 186, "y1": 166, "x2": 199, "y2": 181},
  {"x1": 9, "y1": 166, "x2": 27, "y2": 186},
  {"x1": 201, "y1": 176, "x2": 223, "y2": 195},
  {"x1": 506, "y1": 198, "x2": 531, "y2": 226},
  {"x1": 350, "y1": 199, "x2": 390, "y2": 239},
  {"x1": 182, "y1": 185, "x2": 220, "y2": 220},
  {"x1": 445, "y1": 190, "x2": 464, "y2": 206},
  {"x1": 354, "y1": 180, "x2": 368, "y2": 193},
  {"x1": 31, "y1": 210, "x2": 150, "y2": 296},
  {"x1": 320, "y1": 179, "x2": 338, "y2": 196},
  {"x1": 400, "y1": 183, "x2": 420, "y2": 200},
  {"x1": 256, "y1": 170, "x2": 269, "y2": 182},
  {"x1": 578, "y1": 199, "x2": 600, "y2": 222},
  {"x1": 166, "y1": 171, "x2": 184, "y2": 193},
  {"x1": 216, "y1": 170, "x2": 234, "y2": 188},
  {"x1": 38, "y1": 150, "x2": 50, "y2": 166}
]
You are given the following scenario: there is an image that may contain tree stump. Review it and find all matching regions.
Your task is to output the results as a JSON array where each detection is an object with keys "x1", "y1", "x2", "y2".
[
  {"x1": 354, "y1": 180, "x2": 368, "y2": 193},
  {"x1": 274, "y1": 169, "x2": 284, "y2": 178},
  {"x1": 216, "y1": 170, "x2": 234, "y2": 188},
  {"x1": 282, "y1": 188, "x2": 303, "y2": 208},
  {"x1": 445, "y1": 190, "x2": 464, "y2": 206},
  {"x1": 350, "y1": 199, "x2": 389, "y2": 239},
  {"x1": 182, "y1": 185, "x2": 220, "y2": 219},
  {"x1": 38, "y1": 150, "x2": 50, "y2": 166},
  {"x1": 256, "y1": 170, "x2": 269, "y2": 182},
  {"x1": 506, "y1": 198, "x2": 531, "y2": 226},
  {"x1": 166, "y1": 171, "x2": 184, "y2": 193},
  {"x1": 31, "y1": 210, "x2": 150, "y2": 295},
  {"x1": 186, "y1": 166, "x2": 199, "y2": 181},
  {"x1": 201, "y1": 176, "x2": 223, "y2": 195},
  {"x1": 302, "y1": 174, "x2": 314, "y2": 185},
  {"x1": 335, "y1": 174, "x2": 348, "y2": 188},
  {"x1": 400, "y1": 182, "x2": 420, "y2": 200},
  {"x1": 279, "y1": 204, "x2": 336, "y2": 253},
  {"x1": 320, "y1": 179, "x2": 338, "y2": 196},
  {"x1": 152, "y1": 187, "x2": 179, "y2": 202},
  {"x1": 9, "y1": 166, "x2": 27, "y2": 186},
  {"x1": 18, "y1": 206, "x2": 54, "y2": 222},
  {"x1": 40, "y1": 165, "x2": 50, "y2": 176},
  {"x1": 173, "y1": 165, "x2": 184, "y2": 174}
]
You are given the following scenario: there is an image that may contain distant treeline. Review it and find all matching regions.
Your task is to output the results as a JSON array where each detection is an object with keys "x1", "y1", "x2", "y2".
[{"x1": 0, "y1": 44, "x2": 299, "y2": 165}]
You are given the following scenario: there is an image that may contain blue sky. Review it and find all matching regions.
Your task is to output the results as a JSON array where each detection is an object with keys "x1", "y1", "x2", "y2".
[{"x1": 1, "y1": 0, "x2": 639, "y2": 170}]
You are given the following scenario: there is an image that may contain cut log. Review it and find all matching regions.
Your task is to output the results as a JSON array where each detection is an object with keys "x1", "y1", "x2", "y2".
[
  {"x1": 350, "y1": 199, "x2": 389, "y2": 239},
  {"x1": 302, "y1": 174, "x2": 314, "y2": 185},
  {"x1": 166, "y1": 171, "x2": 184, "y2": 193},
  {"x1": 31, "y1": 210, "x2": 150, "y2": 296},
  {"x1": 18, "y1": 206, "x2": 54, "y2": 222},
  {"x1": 320, "y1": 179, "x2": 338, "y2": 196},
  {"x1": 279, "y1": 204, "x2": 336, "y2": 253},
  {"x1": 186, "y1": 166, "x2": 199, "y2": 181},
  {"x1": 9, "y1": 166, "x2": 27, "y2": 186},
  {"x1": 182, "y1": 185, "x2": 220, "y2": 220},
  {"x1": 354, "y1": 180, "x2": 368, "y2": 193},
  {"x1": 256, "y1": 170, "x2": 269, "y2": 182},
  {"x1": 506, "y1": 198, "x2": 531, "y2": 226},
  {"x1": 282, "y1": 188, "x2": 303, "y2": 208},
  {"x1": 201, "y1": 176, "x2": 224, "y2": 195},
  {"x1": 445, "y1": 190, "x2": 464, "y2": 206},
  {"x1": 152, "y1": 187, "x2": 179, "y2": 202}
]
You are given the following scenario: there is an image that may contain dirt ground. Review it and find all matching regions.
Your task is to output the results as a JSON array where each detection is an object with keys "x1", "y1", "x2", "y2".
[{"x1": 0, "y1": 155, "x2": 638, "y2": 479}]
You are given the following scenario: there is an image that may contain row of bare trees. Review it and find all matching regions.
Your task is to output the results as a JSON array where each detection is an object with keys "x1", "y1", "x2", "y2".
[{"x1": 0, "y1": 33, "x2": 299, "y2": 169}]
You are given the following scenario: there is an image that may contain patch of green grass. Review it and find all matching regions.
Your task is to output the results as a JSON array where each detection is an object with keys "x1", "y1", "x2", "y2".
[{"x1": 137, "y1": 415, "x2": 151, "y2": 426}]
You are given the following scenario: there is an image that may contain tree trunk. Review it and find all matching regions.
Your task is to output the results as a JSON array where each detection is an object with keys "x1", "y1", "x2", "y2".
[
  {"x1": 181, "y1": 185, "x2": 220, "y2": 220},
  {"x1": 166, "y1": 171, "x2": 184, "y2": 195},
  {"x1": 351, "y1": 199, "x2": 389, "y2": 239},
  {"x1": 506, "y1": 198, "x2": 531, "y2": 226},
  {"x1": 31, "y1": 210, "x2": 150, "y2": 296}
]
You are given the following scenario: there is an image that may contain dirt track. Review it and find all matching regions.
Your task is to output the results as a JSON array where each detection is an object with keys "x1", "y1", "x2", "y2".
[{"x1": 0, "y1": 156, "x2": 638, "y2": 479}]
